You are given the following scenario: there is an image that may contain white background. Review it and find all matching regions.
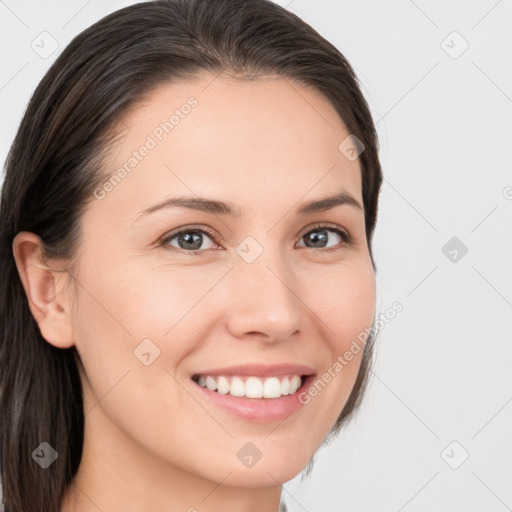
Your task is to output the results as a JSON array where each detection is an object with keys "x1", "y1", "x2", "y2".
[{"x1": 1, "y1": 1, "x2": 511, "y2": 511}]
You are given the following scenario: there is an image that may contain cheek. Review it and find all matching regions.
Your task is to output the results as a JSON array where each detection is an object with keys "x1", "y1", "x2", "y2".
[
  {"x1": 308, "y1": 259, "x2": 376, "y2": 351},
  {"x1": 75, "y1": 258, "x2": 224, "y2": 347},
  {"x1": 114, "y1": 262, "x2": 230, "y2": 335},
  {"x1": 71, "y1": 260, "x2": 230, "y2": 403},
  {"x1": 297, "y1": 260, "x2": 375, "y2": 427},
  {"x1": 70, "y1": 262, "x2": 207, "y2": 448}
]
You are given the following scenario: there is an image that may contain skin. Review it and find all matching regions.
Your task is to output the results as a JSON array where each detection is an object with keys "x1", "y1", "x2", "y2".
[{"x1": 12, "y1": 71, "x2": 375, "y2": 512}]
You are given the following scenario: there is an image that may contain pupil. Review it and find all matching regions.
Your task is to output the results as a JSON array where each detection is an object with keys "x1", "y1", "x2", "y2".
[
  {"x1": 180, "y1": 231, "x2": 202, "y2": 250},
  {"x1": 306, "y1": 230, "x2": 327, "y2": 248}
]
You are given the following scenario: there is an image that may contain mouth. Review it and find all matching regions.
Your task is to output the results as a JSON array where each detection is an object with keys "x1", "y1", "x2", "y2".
[
  {"x1": 188, "y1": 363, "x2": 316, "y2": 422},
  {"x1": 191, "y1": 373, "x2": 311, "y2": 399}
]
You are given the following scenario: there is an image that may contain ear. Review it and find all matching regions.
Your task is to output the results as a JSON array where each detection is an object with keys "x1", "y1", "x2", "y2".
[{"x1": 12, "y1": 231, "x2": 75, "y2": 349}]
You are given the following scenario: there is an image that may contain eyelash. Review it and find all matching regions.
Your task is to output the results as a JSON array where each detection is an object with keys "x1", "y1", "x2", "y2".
[{"x1": 159, "y1": 223, "x2": 352, "y2": 256}]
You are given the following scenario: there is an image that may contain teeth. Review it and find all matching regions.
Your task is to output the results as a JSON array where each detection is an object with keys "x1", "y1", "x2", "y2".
[
  {"x1": 263, "y1": 377, "x2": 281, "y2": 398},
  {"x1": 205, "y1": 376, "x2": 217, "y2": 391},
  {"x1": 246, "y1": 377, "x2": 263, "y2": 398},
  {"x1": 195, "y1": 374, "x2": 304, "y2": 399},
  {"x1": 217, "y1": 376, "x2": 229, "y2": 394},
  {"x1": 290, "y1": 375, "x2": 301, "y2": 394},
  {"x1": 281, "y1": 376, "x2": 290, "y2": 395},
  {"x1": 230, "y1": 377, "x2": 245, "y2": 397}
]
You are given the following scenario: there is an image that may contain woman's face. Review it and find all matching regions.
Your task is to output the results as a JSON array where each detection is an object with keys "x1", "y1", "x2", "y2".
[{"x1": 70, "y1": 72, "x2": 375, "y2": 488}]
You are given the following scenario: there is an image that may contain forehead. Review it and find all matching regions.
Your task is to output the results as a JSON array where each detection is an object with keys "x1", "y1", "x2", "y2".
[{"x1": 94, "y1": 72, "x2": 363, "y2": 219}]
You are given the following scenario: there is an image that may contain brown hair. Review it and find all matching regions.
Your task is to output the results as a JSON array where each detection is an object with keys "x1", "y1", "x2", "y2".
[{"x1": 0, "y1": 1, "x2": 382, "y2": 510}]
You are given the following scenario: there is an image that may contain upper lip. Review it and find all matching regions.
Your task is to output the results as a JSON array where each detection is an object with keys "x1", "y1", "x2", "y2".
[{"x1": 192, "y1": 363, "x2": 316, "y2": 378}]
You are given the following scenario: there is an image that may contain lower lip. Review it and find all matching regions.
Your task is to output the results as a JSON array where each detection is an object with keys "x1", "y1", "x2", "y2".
[{"x1": 191, "y1": 375, "x2": 316, "y2": 423}]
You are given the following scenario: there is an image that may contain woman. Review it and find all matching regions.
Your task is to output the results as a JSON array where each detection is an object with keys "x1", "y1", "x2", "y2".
[{"x1": 0, "y1": 0, "x2": 383, "y2": 510}]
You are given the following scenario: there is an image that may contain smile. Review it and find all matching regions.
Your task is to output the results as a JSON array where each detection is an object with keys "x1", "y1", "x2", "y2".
[
  {"x1": 190, "y1": 371, "x2": 317, "y2": 423},
  {"x1": 192, "y1": 374, "x2": 303, "y2": 399}
]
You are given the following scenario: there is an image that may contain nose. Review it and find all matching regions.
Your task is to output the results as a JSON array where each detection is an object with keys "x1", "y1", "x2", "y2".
[{"x1": 224, "y1": 248, "x2": 302, "y2": 343}]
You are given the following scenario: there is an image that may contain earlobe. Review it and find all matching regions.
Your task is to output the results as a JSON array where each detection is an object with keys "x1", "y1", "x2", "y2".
[{"x1": 12, "y1": 231, "x2": 75, "y2": 349}]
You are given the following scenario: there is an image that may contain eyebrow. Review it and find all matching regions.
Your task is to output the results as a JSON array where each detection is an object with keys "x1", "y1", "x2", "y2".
[{"x1": 135, "y1": 191, "x2": 363, "y2": 221}]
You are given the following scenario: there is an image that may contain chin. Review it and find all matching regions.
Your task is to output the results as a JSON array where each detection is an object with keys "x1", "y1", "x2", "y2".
[
  {"x1": 223, "y1": 465, "x2": 305, "y2": 488},
  {"x1": 222, "y1": 449, "x2": 313, "y2": 488}
]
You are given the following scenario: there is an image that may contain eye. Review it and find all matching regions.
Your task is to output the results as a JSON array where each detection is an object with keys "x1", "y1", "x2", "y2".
[
  {"x1": 160, "y1": 225, "x2": 219, "y2": 254},
  {"x1": 296, "y1": 223, "x2": 351, "y2": 253},
  {"x1": 159, "y1": 223, "x2": 352, "y2": 255}
]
